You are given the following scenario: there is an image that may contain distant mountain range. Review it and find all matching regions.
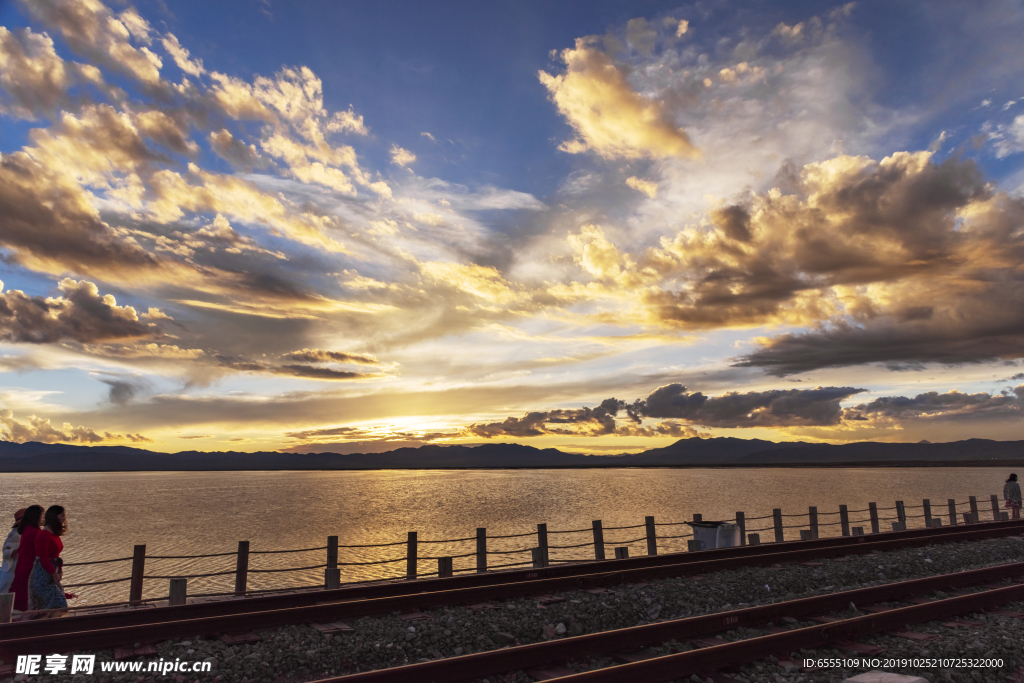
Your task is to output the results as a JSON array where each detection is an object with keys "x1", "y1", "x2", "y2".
[{"x1": 0, "y1": 437, "x2": 1022, "y2": 471}]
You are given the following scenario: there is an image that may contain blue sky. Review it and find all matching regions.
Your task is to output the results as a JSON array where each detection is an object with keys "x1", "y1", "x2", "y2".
[{"x1": 0, "y1": 0, "x2": 1023, "y2": 453}]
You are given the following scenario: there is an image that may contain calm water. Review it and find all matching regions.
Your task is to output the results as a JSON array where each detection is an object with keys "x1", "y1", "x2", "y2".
[{"x1": 0, "y1": 467, "x2": 1009, "y2": 606}]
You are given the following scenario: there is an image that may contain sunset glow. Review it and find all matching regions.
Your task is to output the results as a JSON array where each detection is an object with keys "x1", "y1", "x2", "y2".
[{"x1": 1, "y1": 1, "x2": 1022, "y2": 454}]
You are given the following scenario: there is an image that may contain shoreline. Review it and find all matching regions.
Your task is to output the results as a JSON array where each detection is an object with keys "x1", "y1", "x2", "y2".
[{"x1": 2, "y1": 460, "x2": 1023, "y2": 473}]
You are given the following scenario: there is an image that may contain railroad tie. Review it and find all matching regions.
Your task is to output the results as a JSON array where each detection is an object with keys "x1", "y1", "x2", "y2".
[{"x1": 311, "y1": 621, "x2": 353, "y2": 635}]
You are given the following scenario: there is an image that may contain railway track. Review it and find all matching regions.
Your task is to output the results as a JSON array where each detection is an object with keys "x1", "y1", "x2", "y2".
[
  {"x1": 1, "y1": 518, "x2": 1021, "y2": 659},
  {"x1": 305, "y1": 562, "x2": 1024, "y2": 683}
]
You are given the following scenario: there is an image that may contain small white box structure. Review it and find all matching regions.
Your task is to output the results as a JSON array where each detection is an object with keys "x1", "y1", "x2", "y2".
[{"x1": 844, "y1": 671, "x2": 929, "y2": 683}]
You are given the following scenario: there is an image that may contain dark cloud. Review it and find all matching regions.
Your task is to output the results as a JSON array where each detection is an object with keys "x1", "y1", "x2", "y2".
[
  {"x1": 281, "y1": 348, "x2": 378, "y2": 365},
  {"x1": 212, "y1": 354, "x2": 377, "y2": 381},
  {"x1": 735, "y1": 309, "x2": 1024, "y2": 376},
  {"x1": 465, "y1": 401, "x2": 628, "y2": 438},
  {"x1": 0, "y1": 150, "x2": 162, "y2": 277},
  {"x1": 844, "y1": 387, "x2": 1024, "y2": 422},
  {"x1": 0, "y1": 279, "x2": 153, "y2": 344},
  {"x1": 710, "y1": 205, "x2": 753, "y2": 243},
  {"x1": 464, "y1": 384, "x2": 861, "y2": 438},
  {"x1": 279, "y1": 364, "x2": 366, "y2": 380},
  {"x1": 281, "y1": 425, "x2": 458, "y2": 454},
  {"x1": 639, "y1": 383, "x2": 863, "y2": 427},
  {"x1": 641, "y1": 154, "x2": 997, "y2": 332},
  {"x1": 208, "y1": 129, "x2": 265, "y2": 170},
  {"x1": 101, "y1": 379, "x2": 137, "y2": 406}
]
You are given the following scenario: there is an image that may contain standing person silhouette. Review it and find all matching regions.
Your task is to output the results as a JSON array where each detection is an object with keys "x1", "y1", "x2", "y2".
[
  {"x1": 1005, "y1": 474, "x2": 1022, "y2": 520},
  {"x1": 10, "y1": 505, "x2": 43, "y2": 612}
]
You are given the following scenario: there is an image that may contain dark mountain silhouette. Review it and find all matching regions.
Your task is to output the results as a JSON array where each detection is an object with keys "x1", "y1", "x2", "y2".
[{"x1": 0, "y1": 436, "x2": 1021, "y2": 471}]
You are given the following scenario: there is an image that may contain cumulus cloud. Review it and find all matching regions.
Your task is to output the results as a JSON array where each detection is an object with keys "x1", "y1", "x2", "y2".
[
  {"x1": 160, "y1": 33, "x2": 204, "y2": 77},
  {"x1": 990, "y1": 115, "x2": 1024, "y2": 158},
  {"x1": 625, "y1": 176, "x2": 657, "y2": 198},
  {"x1": 539, "y1": 37, "x2": 698, "y2": 159},
  {"x1": 0, "y1": 26, "x2": 101, "y2": 119},
  {"x1": 0, "y1": 407, "x2": 147, "y2": 444},
  {"x1": 0, "y1": 278, "x2": 152, "y2": 344},
  {"x1": 390, "y1": 144, "x2": 416, "y2": 167},
  {"x1": 22, "y1": 0, "x2": 164, "y2": 85},
  {"x1": 562, "y1": 150, "x2": 1024, "y2": 378}
]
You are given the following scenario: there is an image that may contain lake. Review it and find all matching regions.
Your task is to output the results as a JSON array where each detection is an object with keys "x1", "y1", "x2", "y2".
[{"x1": 0, "y1": 467, "x2": 1011, "y2": 605}]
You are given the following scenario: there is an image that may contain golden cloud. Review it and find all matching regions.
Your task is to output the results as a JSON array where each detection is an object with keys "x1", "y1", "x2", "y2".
[{"x1": 539, "y1": 38, "x2": 698, "y2": 160}]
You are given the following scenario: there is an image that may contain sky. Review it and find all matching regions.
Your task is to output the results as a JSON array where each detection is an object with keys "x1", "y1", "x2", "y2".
[{"x1": 0, "y1": 0, "x2": 1023, "y2": 455}]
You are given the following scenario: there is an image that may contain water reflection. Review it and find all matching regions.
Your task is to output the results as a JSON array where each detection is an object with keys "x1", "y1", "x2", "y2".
[{"x1": 0, "y1": 467, "x2": 1007, "y2": 605}]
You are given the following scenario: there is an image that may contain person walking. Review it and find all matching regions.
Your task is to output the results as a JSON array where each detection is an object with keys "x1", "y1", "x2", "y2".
[
  {"x1": 10, "y1": 505, "x2": 43, "y2": 612},
  {"x1": 29, "y1": 506, "x2": 73, "y2": 611},
  {"x1": 1005, "y1": 474, "x2": 1022, "y2": 520},
  {"x1": 0, "y1": 508, "x2": 26, "y2": 594}
]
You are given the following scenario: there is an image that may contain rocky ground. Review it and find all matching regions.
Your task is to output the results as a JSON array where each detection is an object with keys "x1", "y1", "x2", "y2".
[{"x1": 6, "y1": 536, "x2": 1024, "y2": 683}]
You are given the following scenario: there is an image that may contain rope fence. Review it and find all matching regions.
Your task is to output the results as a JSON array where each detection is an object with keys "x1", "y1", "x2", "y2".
[{"x1": 55, "y1": 492, "x2": 1012, "y2": 606}]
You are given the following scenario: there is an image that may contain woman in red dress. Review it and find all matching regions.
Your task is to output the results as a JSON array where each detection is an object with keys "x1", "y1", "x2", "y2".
[
  {"x1": 30, "y1": 505, "x2": 71, "y2": 610},
  {"x1": 9, "y1": 505, "x2": 43, "y2": 612}
]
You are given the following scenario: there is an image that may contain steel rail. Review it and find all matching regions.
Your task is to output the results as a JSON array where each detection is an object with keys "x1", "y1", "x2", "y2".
[
  {"x1": 305, "y1": 563, "x2": 1024, "y2": 683},
  {"x1": 541, "y1": 584, "x2": 1024, "y2": 683},
  {"x1": 1, "y1": 521, "x2": 1022, "y2": 657}
]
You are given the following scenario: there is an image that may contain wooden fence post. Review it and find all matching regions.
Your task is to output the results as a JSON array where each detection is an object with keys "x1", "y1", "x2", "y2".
[
  {"x1": 896, "y1": 501, "x2": 906, "y2": 526},
  {"x1": 169, "y1": 578, "x2": 187, "y2": 606},
  {"x1": 948, "y1": 498, "x2": 957, "y2": 526},
  {"x1": 326, "y1": 535, "x2": 339, "y2": 586},
  {"x1": 537, "y1": 523, "x2": 548, "y2": 564},
  {"x1": 531, "y1": 547, "x2": 549, "y2": 568},
  {"x1": 234, "y1": 541, "x2": 249, "y2": 596},
  {"x1": 476, "y1": 528, "x2": 487, "y2": 573},
  {"x1": 327, "y1": 536, "x2": 338, "y2": 571},
  {"x1": 0, "y1": 593, "x2": 12, "y2": 623},
  {"x1": 406, "y1": 532, "x2": 417, "y2": 580},
  {"x1": 869, "y1": 503, "x2": 880, "y2": 534},
  {"x1": 129, "y1": 544, "x2": 146, "y2": 606},
  {"x1": 736, "y1": 512, "x2": 746, "y2": 546},
  {"x1": 808, "y1": 506, "x2": 818, "y2": 540},
  {"x1": 839, "y1": 505, "x2": 849, "y2": 537},
  {"x1": 592, "y1": 520, "x2": 605, "y2": 560},
  {"x1": 645, "y1": 516, "x2": 657, "y2": 556},
  {"x1": 747, "y1": 533, "x2": 760, "y2": 546},
  {"x1": 772, "y1": 509, "x2": 783, "y2": 543},
  {"x1": 923, "y1": 499, "x2": 932, "y2": 528},
  {"x1": 438, "y1": 557, "x2": 453, "y2": 578},
  {"x1": 969, "y1": 496, "x2": 979, "y2": 520},
  {"x1": 991, "y1": 494, "x2": 1001, "y2": 521}
]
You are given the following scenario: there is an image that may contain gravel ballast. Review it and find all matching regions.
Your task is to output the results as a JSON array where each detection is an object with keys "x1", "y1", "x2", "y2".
[{"x1": 5, "y1": 536, "x2": 1024, "y2": 683}]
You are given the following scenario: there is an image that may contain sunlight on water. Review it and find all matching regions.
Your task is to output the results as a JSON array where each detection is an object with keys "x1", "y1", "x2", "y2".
[{"x1": 0, "y1": 467, "x2": 1012, "y2": 605}]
